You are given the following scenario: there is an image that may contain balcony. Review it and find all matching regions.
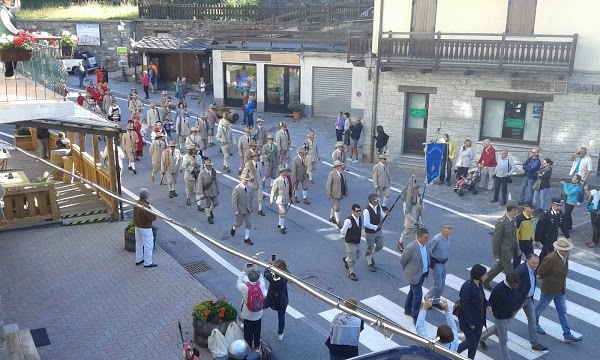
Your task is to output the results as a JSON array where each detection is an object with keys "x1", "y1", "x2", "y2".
[{"x1": 348, "y1": 32, "x2": 578, "y2": 75}]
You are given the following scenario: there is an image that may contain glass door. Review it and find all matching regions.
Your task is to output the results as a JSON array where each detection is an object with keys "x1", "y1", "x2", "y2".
[
  {"x1": 265, "y1": 65, "x2": 301, "y2": 113},
  {"x1": 403, "y1": 93, "x2": 429, "y2": 154}
]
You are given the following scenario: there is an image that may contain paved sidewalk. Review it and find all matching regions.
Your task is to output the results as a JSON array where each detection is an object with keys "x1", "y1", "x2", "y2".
[{"x1": 0, "y1": 221, "x2": 213, "y2": 360}]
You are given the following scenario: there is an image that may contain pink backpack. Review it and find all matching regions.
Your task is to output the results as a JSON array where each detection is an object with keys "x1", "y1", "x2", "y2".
[{"x1": 245, "y1": 281, "x2": 264, "y2": 312}]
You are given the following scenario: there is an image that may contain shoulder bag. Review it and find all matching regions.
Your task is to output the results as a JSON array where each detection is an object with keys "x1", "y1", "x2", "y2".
[{"x1": 506, "y1": 159, "x2": 513, "y2": 183}]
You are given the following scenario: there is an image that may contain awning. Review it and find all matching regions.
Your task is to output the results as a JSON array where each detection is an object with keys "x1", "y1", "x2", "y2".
[
  {"x1": 11, "y1": 104, "x2": 122, "y2": 137},
  {"x1": 135, "y1": 36, "x2": 217, "y2": 54}
]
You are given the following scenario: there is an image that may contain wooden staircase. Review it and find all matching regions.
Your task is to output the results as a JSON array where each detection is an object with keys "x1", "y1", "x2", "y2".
[{"x1": 54, "y1": 182, "x2": 112, "y2": 226}]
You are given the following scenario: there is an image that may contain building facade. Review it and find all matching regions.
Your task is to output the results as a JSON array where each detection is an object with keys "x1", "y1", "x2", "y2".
[{"x1": 354, "y1": 0, "x2": 599, "y2": 175}]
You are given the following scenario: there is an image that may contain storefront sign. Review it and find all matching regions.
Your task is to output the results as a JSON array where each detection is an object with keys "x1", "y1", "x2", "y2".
[
  {"x1": 510, "y1": 80, "x2": 553, "y2": 92},
  {"x1": 567, "y1": 82, "x2": 600, "y2": 94},
  {"x1": 116, "y1": 47, "x2": 128, "y2": 68},
  {"x1": 505, "y1": 118, "x2": 524, "y2": 129},
  {"x1": 409, "y1": 108, "x2": 426, "y2": 118},
  {"x1": 76, "y1": 24, "x2": 101, "y2": 46}
]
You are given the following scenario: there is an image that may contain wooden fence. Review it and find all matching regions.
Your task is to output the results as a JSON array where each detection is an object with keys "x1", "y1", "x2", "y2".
[{"x1": 2, "y1": 183, "x2": 60, "y2": 227}]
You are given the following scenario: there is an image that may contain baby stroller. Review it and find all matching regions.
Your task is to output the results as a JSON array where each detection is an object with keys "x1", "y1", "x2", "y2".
[{"x1": 454, "y1": 167, "x2": 481, "y2": 197}]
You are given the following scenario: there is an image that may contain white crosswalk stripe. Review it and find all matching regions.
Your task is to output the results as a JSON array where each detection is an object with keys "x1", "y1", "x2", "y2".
[
  {"x1": 318, "y1": 309, "x2": 398, "y2": 353},
  {"x1": 446, "y1": 273, "x2": 582, "y2": 340},
  {"x1": 360, "y1": 295, "x2": 494, "y2": 360},
  {"x1": 396, "y1": 287, "x2": 544, "y2": 359}
]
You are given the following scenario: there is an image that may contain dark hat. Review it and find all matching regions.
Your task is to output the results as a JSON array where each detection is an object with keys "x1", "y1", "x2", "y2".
[
  {"x1": 441, "y1": 221, "x2": 453, "y2": 229},
  {"x1": 552, "y1": 197, "x2": 563, "y2": 205},
  {"x1": 523, "y1": 201, "x2": 534, "y2": 208},
  {"x1": 506, "y1": 199, "x2": 519, "y2": 208},
  {"x1": 470, "y1": 264, "x2": 487, "y2": 280}
]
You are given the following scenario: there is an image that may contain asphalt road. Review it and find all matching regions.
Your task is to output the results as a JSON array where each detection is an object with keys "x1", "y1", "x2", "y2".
[{"x1": 2, "y1": 87, "x2": 599, "y2": 360}]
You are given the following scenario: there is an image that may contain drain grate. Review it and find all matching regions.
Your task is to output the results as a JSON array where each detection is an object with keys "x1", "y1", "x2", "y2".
[
  {"x1": 30, "y1": 328, "x2": 51, "y2": 347},
  {"x1": 183, "y1": 260, "x2": 212, "y2": 275}
]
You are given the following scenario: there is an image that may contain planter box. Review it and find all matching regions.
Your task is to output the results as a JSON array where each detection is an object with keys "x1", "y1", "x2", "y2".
[
  {"x1": 0, "y1": 49, "x2": 33, "y2": 62},
  {"x1": 13, "y1": 132, "x2": 34, "y2": 151},
  {"x1": 193, "y1": 318, "x2": 232, "y2": 348}
]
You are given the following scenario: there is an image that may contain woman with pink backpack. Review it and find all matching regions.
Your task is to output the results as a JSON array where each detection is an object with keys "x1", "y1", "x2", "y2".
[{"x1": 237, "y1": 264, "x2": 268, "y2": 351}]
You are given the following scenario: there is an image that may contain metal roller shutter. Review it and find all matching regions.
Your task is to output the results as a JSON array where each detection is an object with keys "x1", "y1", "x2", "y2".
[{"x1": 312, "y1": 67, "x2": 352, "y2": 118}]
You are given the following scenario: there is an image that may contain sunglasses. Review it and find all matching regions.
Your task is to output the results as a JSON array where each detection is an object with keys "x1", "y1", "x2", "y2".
[{"x1": 354, "y1": 209, "x2": 362, "y2": 213}]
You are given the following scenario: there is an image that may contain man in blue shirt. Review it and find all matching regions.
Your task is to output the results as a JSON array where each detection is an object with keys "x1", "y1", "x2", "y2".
[
  {"x1": 425, "y1": 221, "x2": 453, "y2": 308},
  {"x1": 518, "y1": 148, "x2": 541, "y2": 204},
  {"x1": 417, "y1": 298, "x2": 458, "y2": 352}
]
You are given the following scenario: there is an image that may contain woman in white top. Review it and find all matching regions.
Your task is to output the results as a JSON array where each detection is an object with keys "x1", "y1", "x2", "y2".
[
  {"x1": 236, "y1": 265, "x2": 267, "y2": 352},
  {"x1": 455, "y1": 139, "x2": 474, "y2": 181}
]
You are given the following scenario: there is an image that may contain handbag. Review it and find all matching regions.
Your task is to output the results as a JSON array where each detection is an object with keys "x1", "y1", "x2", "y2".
[
  {"x1": 533, "y1": 179, "x2": 542, "y2": 191},
  {"x1": 452, "y1": 299, "x2": 462, "y2": 317}
]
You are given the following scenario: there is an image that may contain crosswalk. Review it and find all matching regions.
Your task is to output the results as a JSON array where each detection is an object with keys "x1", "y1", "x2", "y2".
[{"x1": 318, "y1": 263, "x2": 598, "y2": 359}]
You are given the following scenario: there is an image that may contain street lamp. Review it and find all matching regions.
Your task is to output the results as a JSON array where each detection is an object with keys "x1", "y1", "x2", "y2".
[
  {"x1": 117, "y1": 21, "x2": 126, "y2": 81},
  {"x1": 177, "y1": 31, "x2": 185, "y2": 79},
  {"x1": 364, "y1": 51, "x2": 377, "y2": 81}
]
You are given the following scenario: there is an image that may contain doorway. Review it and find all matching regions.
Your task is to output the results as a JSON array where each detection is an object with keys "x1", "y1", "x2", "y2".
[
  {"x1": 403, "y1": 93, "x2": 429, "y2": 154},
  {"x1": 264, "y1": 65, "x2": 301, "y2": 113}
]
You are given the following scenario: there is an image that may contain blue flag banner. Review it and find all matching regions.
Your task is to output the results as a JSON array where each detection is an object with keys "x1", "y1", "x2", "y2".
[{"x1": 425, "y1": 143, "x2": 444, "y2": 184}]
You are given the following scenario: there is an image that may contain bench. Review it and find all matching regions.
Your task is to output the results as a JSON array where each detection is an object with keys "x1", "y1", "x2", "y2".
[{"x1": 6, "y1": 329, "x2": 40, "y2": 360}]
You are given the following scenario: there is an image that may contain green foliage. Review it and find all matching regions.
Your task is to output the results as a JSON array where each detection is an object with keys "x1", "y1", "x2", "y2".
[
  {"x1": 287, "y1": 101, "x2": 304, "y2": 112},
  {"x1": 16, "y1": 127, "x2": 31, "y2": 136},
  {"x1": 192, "y1": 298, "x2": 237, "y2": 324},
  {"x1": 224, "y1": 0, "x2": 259, "y2": 5},
  {"x1": 126, "y1": 221, "x2": 135, "y2": 235}
]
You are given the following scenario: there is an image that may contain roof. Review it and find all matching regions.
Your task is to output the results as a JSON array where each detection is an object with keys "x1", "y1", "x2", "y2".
[
  {"x1": 135, "y1": 36, "x2": 217, "y2": 54},
  {"x1": 209, "y1": 40, "x2": 347, "y2": 53},
  {"x1": 13, "y1": 104, "x2": 122, "y2": 136}
]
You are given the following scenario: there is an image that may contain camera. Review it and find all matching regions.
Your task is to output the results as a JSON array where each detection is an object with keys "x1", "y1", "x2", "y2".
[{"x1": 271, "y1": 254, "x2": 276, "y2": 261}]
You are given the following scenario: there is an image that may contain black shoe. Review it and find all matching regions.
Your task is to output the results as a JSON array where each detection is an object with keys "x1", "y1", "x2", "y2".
[
  {"x1": 531, "y1": 343, "x2": 548, "y2": 351},
  {"x1": 258, "y1": 210, "x2": 265, "y2": 216},
  {"x1": 280, "y1": 227, "x2": 286, "y2": 234},
  {"x1": 483, "y1": 282, "x2": 492, "y2": 290},
  {"x1": 329, "y1": 217, "x2": 336, "y2": 224},
  {"x1": 397, "y1": 243, "x2": 405, "y2": 253},
  {"x1": 207, "y1": 217, "x2": 214, "y2": 224},
  {"x1": 133, "y1": 169, "x2": 137, "y2": 174},
  {"x1": 244, "y1": 238, "x2": 254, "y2": 245},
  {"x1": 169, "y1": 191, "x2": 174, "y2": 198},
  {"x1": 500, "y1": 201, "x2": 507, "y2": 206},
  {"x1": 186, "y1": 198, "x2": 191, "y2": 206},
  {"x1": 446, "y1": 181, "x2": 451, "y2": 186},
  {"x1": 337, "y1": 222, "x2": 343, "y2": 229},
  {"x1": 144, "y1": 264, "x2": 157, "y2": 268},
  {"x1": 198, "y1": 205, "x2": 205, "y2": 212},
  {"x1": 173, "y1": 191, "x2": 178, "y2": 196},
  {"x1": 209, "y1": 211, "x2": 214, "y2": 219},
  {"x1": 348, "y1": 273, "x2": 357, "y2": 281},
  {"x1": 367, "y1": 264, "x2": 376, "y2": 272},
  {"x1": 294, "y1": 197, "x2": 300, "y2": 203},
  {"x1": 230, "y1": 226, "x2": 236, "y2": 236},
  {"x1": 135, "y1": 260, "x2": 143, "y2": 265},
  {"x1": 479, "y1": 340, "x2": 487, "y2": 350},
  {"x1": 128, "y1": 166, "x2": 133, "y2": 170},
  {"x1": 491, "y1": 199, "x2": 498, "y2": 203},
  {"x1": 342, "y1": 257, "x2": 349, "y2": 269}
]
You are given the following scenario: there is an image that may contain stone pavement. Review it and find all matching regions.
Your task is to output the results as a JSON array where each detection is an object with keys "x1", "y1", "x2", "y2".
[{"x1": 0, "y1": 221, "x2": 214, "y2": 360}]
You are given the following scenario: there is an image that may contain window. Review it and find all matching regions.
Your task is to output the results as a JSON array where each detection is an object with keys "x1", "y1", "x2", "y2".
[
  {"x1": 506, "y1": 0, "x2": 537, "y2": 34},
  {"x1": 481, "y1": 99, "x2": 543, "y2": 144},
  {"x1": 223, "y1": 63, "x2": 257, "y2": 107}
]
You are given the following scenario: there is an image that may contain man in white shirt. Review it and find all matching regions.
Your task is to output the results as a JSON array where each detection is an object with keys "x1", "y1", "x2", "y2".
[
  {"x1": 569, "y1": 147, "x2": 593, "y2": 203},
  {"x1": 146, "y1": 102, "x2": 161, "y2": 128},
  {"x1": 340, "y1": 204, "x2": 363, "y2": 281},
  {"x1": 363, "y1": 194, "x2": 389, "y2": 272}
]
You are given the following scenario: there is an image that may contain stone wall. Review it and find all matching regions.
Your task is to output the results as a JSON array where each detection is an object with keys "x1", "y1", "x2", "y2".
[{"x1": 363, "y1": 70, "x2": 600, "y2": 176}]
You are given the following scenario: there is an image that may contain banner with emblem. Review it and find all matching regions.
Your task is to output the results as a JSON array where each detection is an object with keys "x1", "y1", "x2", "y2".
[{"x1": 425, "y1": 143, "x2": 444, "y2": 184}]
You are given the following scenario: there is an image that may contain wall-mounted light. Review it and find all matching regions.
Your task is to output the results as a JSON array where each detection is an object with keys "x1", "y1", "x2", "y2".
[{"x1": 364, "y1": 51, "x2": 377, "y2": 81}]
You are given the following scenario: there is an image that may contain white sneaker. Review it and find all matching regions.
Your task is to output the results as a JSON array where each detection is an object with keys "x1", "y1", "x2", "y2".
[
  {"x1": 277, "y1": 333, "x2": 284, "y2": 341},
  {"x1": 353, "y1": 159, "x2": 359, "y2": 163}
]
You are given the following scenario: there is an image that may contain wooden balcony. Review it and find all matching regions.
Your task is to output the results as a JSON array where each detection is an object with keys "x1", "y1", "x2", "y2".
[{"x1": 348, "y1": 32, "x2": 578, "y2": 75}]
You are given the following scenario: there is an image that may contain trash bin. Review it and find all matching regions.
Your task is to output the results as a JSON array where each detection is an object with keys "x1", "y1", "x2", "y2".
[
  {"x1": 62, "y1": 156, "x2": 73, "y2": 184},
  {"x1": 50, "y1": 149, "x2": 70, "y2": 181}
]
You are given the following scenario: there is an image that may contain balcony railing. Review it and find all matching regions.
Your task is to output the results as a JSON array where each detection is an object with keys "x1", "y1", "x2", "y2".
[
  {"x1": 1, "y1": 40, "x2": 69, "y2": 102},
  {"x1": 349, "y1": 32, "x2": 578, "y2": 75}
]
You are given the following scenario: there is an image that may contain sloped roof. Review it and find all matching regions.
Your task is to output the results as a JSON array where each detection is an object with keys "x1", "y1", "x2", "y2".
[{"x1": 135, "y1": 36, "x2": 217, "y2": 54}]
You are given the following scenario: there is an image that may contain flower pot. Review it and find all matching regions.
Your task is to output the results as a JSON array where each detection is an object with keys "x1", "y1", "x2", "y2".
[
  {"x1": 292, "y1": 111, "x2": 301, "y2": 121},
  {"x1": 124, "y1": 226, "x2": 157, "y2": 252},
  {"x1": 0, "y1": 49, "x2": 33, "y2": 62},
  {"x1": 61, "y1": 46, "x2": 73, "y2": 58},
  {"x1": 193, "y1": 318, "x2": 232, "y2": 348},
  {"x1": 13, "y1": 130, "x2": 34, "y2": 150}
]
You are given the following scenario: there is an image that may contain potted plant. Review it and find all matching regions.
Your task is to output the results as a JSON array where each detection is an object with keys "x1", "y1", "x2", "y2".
[
  {"x1": 192, "y1": 297, "x2": 237, "y2": 348},
  {"x1": 0, "y1": 32, "x2": 36, "y2": 62},
  {"x1": 13, "y1": 127, "x2": 34, "y2": 150},
  {"x1": 124, "y1": 221, "x2": 157, "y2": 252},
  {"x1": 60, "y1": 31, "x2": 78, "y2": 58},
  {"x1": 287, "y1": 101, "x2": 304, "y2": 121}
]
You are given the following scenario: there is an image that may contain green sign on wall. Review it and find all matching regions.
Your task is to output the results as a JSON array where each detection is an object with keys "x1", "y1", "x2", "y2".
[
  {"x1": 410, "y1": 108, "x2": 427, "y2": 118},
  {"x1": 505, "y1": 118, "x2": 525, "y2": 129}
]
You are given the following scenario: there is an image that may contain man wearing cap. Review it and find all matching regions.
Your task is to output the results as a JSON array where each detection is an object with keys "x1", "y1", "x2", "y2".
[
  {"x1": 253, "y1": 117, "x2": 267, "y2": 151},
  {"x1": 535, "y1": 198, "x2": 570, "y2": 263},
  {"x1": 231, "y1": 173, "x2": 254, "y2": 244},
  {"x1": 535, "y1": 239, "x2": 582, "y2": 342},
  {"x1": 217, "y1": 119, "x2": 235, "y2": 173},
  {"x1": 128, "y1": 94, "x2": 143, "y2": 115},
  {"x1": 513, "y1": 201, "x2": 535, "y2": 268},
  {"x1": 304, "y1": 129, "x2": 320, "y2": 184},
  {"x1": 341, "y1": 204, "x2": 363, "y2": 281},
  {"x1": 372, "y1": 154, "x2": 391, "y2": 210},
  {"x1": 196, "y1": 116, "x2": 209, "y2": 151},
  {"x1": 425, "y1": 222, "x2": 453, "y2": 306},
  {"x1": 238, "y1": 127, "x2": 253, "y2": 175},
  {"x1": 175, "y1": 108, "x2": 191, "y2": 151},
  {"x1": 263, "y1": 134, "x2": 279, "y2": 189},
  {"x1": 243, "y1": 150, "x2": 265, "y2": 216},
  {"x1": 398, "y1": 183, "x2": 424, "y2": 252},
  {"x1": 326, "y1": 160, "x2": 350, "y2": 228},
  {"x1": 332, "y1": 141, "x2": 347, "y2": 169},
  {"x1": 291, "y1": 146, "x2": 310, "y2": 204},
  {"x1": 363, "y1": 194, "x2": 389, "y2": 272},
  {"x1": 438, "y1": 133, "x2": 456, "y2": 186},
  {"x1": 198, "y1": 158, "x2": 220, "y2": 222},
  {"x1": 151, "y1": 120, "x2": 167, "y2": 141},
  {"x1": 182, "y1": 145, "x2": 201, "y2": 206},
  {"x1": 270, "y1": 166, "x2": 291, "y2": 234},
  {"x1": 103, "y1": 90, "x2": 115, "y2": 115},
  {"x1": 276, "y1": 122, "x2": 291, "y2": 168},
  {"x1": 121, "y1": 123, "x2": 138, "y2": 175},
  {"x1": 206, "y1": 105, "x2": 218, "y2": 146},
  {"x1": 483, "y1": 200, "x2": 520, "y2": 290},
  {"x1": 400, "y1": 227, "x2": 431, "y2": 323},
  {"x1": 147, "y1": 102, "x2": 161, "y2": 128},
  {"x1": 185, "y1": 127, "x2": 201, "y2": 155},
  {"x1": 149, "y1": 132, "x2": 167, "y2": 182},
  {"x1": 244, "y1": 141, "x2": 258, "y2": 165},
  {"x1": 161, "y1": 140, "x2": 182, "y2": 198}
]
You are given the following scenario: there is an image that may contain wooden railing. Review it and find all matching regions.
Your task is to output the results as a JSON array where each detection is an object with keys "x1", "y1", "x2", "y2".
[
  {"x1": 1, "y1": 182, "x2": 59, "y2": 227},
  {"x1": 96, "y1": 167, "x2": 112, "y2": 206},
  {"x1": 138, "y1": 0, "x2": 373, "y2": 22},
  {"x1": 349, "y1": 32, "x2": 578, "y2": 74},
  {"x1": 347, "y1": 32, "x2": 373, "y2": 62}
]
